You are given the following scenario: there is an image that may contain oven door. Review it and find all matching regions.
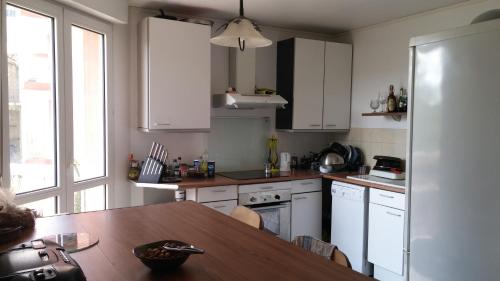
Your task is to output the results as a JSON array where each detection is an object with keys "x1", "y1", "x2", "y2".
[{"x1": 251, "y1": 202, "x2": 291, "y2": 241}]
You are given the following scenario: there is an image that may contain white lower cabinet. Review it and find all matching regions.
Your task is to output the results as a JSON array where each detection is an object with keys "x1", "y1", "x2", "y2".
[
  {"x1": 202, "y1": 200, "x2": 237, "y2": 215},
  {"x1": 186, "y1": 185, "x2": 238, "y2": 216},
  {"x1": 368, "y1": 189, "x2": 405, "y2": 281},
  {"x1": 291, "y1": 191, "x2": 322, "y2": 240}
]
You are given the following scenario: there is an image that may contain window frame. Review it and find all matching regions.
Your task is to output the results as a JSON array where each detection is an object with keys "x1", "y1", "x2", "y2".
[
  {"x1": 63, "y1": 8, "x2": 113, "y2": 213},
  {"x1": 0, "y1": 0, "x2": 114, "y2": 214}
]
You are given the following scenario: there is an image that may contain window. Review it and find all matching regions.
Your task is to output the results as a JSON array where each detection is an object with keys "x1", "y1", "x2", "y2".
[
  {"x1": 73, "y1": 185, "x2": 105, "y2": 213},
  {"x1": 6, "y1": 4, "x2": 57, "y2": 194},
  {"x1": 71, "y1": 25, "x2": 106, "y2": 183},
  {"x1": 19, "y1": 197, "x2": 57, "y2": 217},
  {"x1": 2, "y1": 0, "x2": 112, "y2": 215}
]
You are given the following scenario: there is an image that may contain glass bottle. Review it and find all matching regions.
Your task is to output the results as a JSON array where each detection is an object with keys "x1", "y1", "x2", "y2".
[
  {"x1": 387, "y1": 85, "x2": 397, "y2": 112},
  {"x1": 398, "y1": 87, "x2": 407, "y2": 112}
]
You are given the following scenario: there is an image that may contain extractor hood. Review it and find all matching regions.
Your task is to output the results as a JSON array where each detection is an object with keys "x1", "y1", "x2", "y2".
[
  {"x1": 212, "y1": 48, "x2": 288, "y2": 109},
  {"x1": 212, "y1": 93, "x2": 287, "y2": 109}
]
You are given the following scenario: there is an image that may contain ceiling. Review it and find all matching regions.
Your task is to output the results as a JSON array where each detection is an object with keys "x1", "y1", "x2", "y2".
[{"x1": 128, "y1": 0, "x2": 469, "y2": 34}]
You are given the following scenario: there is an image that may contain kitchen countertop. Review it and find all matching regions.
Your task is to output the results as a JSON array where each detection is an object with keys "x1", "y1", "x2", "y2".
[
  {"x1": 323, "y1": 173, "x2": 405, "y2": 194},
  {"x1": 132, "y1": 170, "x2": 405, "y2": 194},
  {"x1": 2, "y1": 201, "x2": 371, "y2": 281},
  {"x1": 131, "y1": 169, "x2": 322, "y2": 189}
]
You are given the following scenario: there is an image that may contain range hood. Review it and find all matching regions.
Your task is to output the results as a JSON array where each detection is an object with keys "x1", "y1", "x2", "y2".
[
  {"x1": 212, "y1": 93, "x2": 287, "y2": 109},
  {"x1": 212, "y1": 48, "x2": 288, "y2": 109}
]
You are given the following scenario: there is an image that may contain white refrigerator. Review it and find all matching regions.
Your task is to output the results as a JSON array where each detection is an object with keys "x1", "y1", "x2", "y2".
[{"x1": 406, "y1": 18, "x2": 500, "y2": 281}]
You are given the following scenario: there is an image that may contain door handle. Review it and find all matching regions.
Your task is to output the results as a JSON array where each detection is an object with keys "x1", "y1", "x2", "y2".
[
  {"x1": 309, "y1": 124, "x2": 321, "y2": 127},
  {"x1": 294, "y1": 196, "x2": 307, "y2": 200},
  {"x1": 154, "y1": 122, "x2": 171, "y2": 126},
  {"x1": 326, "y1": 124, "x2": 337, "y2": 127}
]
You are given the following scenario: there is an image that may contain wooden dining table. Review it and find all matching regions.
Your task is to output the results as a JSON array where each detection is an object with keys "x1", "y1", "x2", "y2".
[{"x1": 2, "y1": 201, "x2": 371, "y2": 281}]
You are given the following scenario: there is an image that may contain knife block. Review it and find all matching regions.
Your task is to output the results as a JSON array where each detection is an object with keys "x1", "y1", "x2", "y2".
[{"x1": 138, "y1": 157, "x2": 165, "y2": 183}]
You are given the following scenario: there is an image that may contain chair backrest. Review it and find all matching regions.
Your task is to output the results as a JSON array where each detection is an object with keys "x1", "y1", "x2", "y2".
[
  {"x1": 230, "y1": 206, "x2": 263, "y2": 229},
  {"x1": 332, "y1": 248, "x2": 351, "y2": 268},
  {"x1": 291, "y1": 235, "x2": 352, "y2": 269}
]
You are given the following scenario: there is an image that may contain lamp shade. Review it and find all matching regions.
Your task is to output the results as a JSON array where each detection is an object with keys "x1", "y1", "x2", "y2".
[{"x1": 210, "y1": 18, "x2": 272, "y2": 49}]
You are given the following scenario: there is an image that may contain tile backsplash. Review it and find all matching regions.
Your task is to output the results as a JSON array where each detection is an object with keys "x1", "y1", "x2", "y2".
[{"x1": 332, "y1": 128, "x2": 407, "y2": 167}]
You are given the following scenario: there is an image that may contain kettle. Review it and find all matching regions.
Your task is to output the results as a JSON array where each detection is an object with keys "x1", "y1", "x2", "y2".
[{"x1": 280, "y1": 152, "x2": 291, "y2": 174}]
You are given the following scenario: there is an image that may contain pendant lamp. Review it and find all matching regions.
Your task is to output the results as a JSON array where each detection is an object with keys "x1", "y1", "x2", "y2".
[{"x1": 209, "y1": 0, "x2": 272, "y2": 51}]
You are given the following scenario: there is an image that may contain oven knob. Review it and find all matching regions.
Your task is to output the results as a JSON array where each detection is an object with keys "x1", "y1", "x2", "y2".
[
  {"x1": 274, "y1": 195, "x2": 280, "y2": 200},
  {"x1": 250, "y1": 197, "x2": 257, "y2": 202}
]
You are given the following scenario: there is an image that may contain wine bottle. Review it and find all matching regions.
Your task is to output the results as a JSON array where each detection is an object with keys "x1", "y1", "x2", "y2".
[{"x1": 387, "y1": 85, "x2": 397, "y2": 112}]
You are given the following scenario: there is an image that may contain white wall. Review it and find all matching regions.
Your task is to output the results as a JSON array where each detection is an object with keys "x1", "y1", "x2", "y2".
[
  {"x1": 335, "y1": 0, "x2": 500, "y2": 129},
  {"x1": 55, "y1": 0, "x2": 128, "y2": 23}
]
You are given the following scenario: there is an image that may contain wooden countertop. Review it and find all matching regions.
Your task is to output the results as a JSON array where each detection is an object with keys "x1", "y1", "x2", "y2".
[
  {"x1": 322, "y1": 173, "x2": 405, "y2": 194},
  {"x1": 133, "y1": 170, "x2": 405, "y2": 194},
  {"x1": 132, "y1": 170, "x2": 323, "y2": 189},
  {"x1": 2, "y1": 202, "x2": 372, "y2": 281}
]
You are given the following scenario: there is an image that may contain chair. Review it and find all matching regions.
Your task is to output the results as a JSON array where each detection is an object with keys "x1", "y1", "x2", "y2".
[
  {"x1": 230, "y1": 206, "x2": 263, "y2": 230},
  {"x1": 291, "y1": 235, "x2": 352, "y2": 269}
]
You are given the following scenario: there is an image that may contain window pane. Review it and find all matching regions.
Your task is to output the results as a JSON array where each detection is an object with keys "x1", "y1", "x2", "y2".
[
  {"x1": 20, "y1": 197, "x2": 57, "y2": 217},
  {"x1": 71, "y1": 26, "x2": 106, "y2": 182},
  {"x1": 73, "y1": 185, "x2": 106, "y2": 213},
  {"x1": 7, "y1": 5, "x2": 57, "y2": 194}
]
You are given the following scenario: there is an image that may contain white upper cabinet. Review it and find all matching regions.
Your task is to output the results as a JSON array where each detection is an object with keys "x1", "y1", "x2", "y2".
[
  {"x1": 323, "y1": 42, "x2": 352, "y2": 130},
  {"x1": 138, "y1": 17, "x2": 211, "y2": 131},
  {"x1": 293, "y1": 38, "x2": 325, "y2": 129},
  {"x1": 276, "y1": 38, "x2": 352, "y2": 131}
]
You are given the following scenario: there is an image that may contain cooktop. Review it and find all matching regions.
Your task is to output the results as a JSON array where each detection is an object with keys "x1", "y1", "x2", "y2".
[{"x1": 217, "y1": 170, "x2": 283, "y2": 180}]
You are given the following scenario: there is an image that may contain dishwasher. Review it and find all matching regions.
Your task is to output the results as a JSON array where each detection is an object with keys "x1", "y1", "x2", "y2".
[{"x1": 331, "y1": 181, "x2": 372, "y2": 276}]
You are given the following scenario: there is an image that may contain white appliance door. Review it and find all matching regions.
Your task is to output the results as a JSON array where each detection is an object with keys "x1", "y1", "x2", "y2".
[
  {"x1": 409, "y1": 28, "x2": 500, "y2": 281},
  {"x1": 331, "y1": 184, "x2": 369, "y2": 275},
  {"x1": 252, "y1": 203, "x2": 291, "y2": 241}
]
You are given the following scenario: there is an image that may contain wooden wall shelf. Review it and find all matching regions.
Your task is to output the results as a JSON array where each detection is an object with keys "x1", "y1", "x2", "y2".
[{"x1": 362, "y1": 112, "x2": 407, "y2": 121}]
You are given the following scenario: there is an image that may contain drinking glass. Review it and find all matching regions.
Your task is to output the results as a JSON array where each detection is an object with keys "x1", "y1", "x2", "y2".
[
  {"x1": 379, "y1": 93, "x2": 387, "y2": 112},
  {"x1": 370, "y1": 99, "x2": 380, "y2": 113}
]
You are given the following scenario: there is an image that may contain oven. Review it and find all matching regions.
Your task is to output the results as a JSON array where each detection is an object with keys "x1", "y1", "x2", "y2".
[{"x1": 238, "y1": 189, "x2": 291, "y2": 241}]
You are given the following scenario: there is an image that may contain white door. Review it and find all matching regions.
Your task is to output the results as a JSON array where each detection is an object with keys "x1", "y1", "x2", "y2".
[
  {"x1": 291, "y1": 192, "x2": 322, "y2": 240},
  {"x1": 292, "y1": 38, "x2": 325, "y2": 130},
  {"x1": 409, "y1": 24, "x2": 500, "y2": 281},
  {"x1": 323, "y1": 42, "x2": 352, "y2": 130},
  {"x1": 368, "y1": 203, "x2": 404, "y2": 275},
  {"x1": 147, "y1": 18, "x2": 210, "y2": 130}
]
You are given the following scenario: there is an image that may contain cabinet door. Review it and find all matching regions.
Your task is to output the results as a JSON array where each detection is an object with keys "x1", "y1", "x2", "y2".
[
  {"x1": 148, "y1": 18, "x2": 210, "y2": 130},
  {"x1": 368, "y1": 203, "x2": 405, "y2": 275},
  {"x1": 291, "y1": 192, "x2": 322, "y2": 240},
  {"x1": 293, "y1": 38, "x2": 325, "y2": 130},
  {"x1": 323, "y1": 42, "x2": 352, "y2": 130},
  {"x1": 202, "y1": 200, "x2": 237, "y2": 215}
]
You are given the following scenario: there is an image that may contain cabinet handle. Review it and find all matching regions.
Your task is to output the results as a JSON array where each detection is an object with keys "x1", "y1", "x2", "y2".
[
  {"x1": 211, "y1": 189, "x2": 227, "y2": 193},
  {"x1": 154, "y1": 122, "x2": 171, "y2": 126},
  {"x1": 379, "y1": 194, "x2": 395, "y2": 199},
  {"x1": 260, "y1": 186, "x2": 273, "y2": 190},
  {"x1": 386, "y1": 211, "x2": 402, "y2": 217},
  {"x1": 309, "y1": 124, "x2": 321, "y2": 127},
  {"x1": 300, "y1": 182, "x2": 313, "y2": 185},
  {"x1": 326, "y1": 124, "x2": 337, "y2": 127},
  {"x1": 294, "y1": 196, "x2": 307, "y2": 200},
  {"x1": 212, "y1": 205, "x2": 227, "y2": 209}
]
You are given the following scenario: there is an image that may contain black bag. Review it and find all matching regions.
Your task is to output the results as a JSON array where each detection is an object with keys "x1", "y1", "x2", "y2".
[{"x1": 0, "y1": 239, "x2": 86, "y2": 281}]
